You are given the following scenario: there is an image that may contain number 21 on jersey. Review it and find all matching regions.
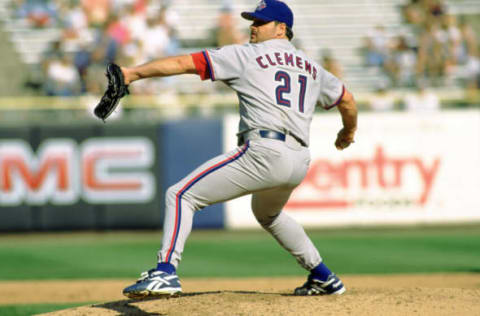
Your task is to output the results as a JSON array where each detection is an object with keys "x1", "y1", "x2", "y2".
[{"x1": 275, "y1": 71, "x2": 307, "y2": 113}]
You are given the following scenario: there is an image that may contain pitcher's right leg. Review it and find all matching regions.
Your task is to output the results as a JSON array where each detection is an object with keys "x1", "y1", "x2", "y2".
[
  {"x1": 251, "y1": 187, "x2": 322, "y2": 270},
  {"x1": 251, "y1": 188, "x2": 346, "y2": 296}
]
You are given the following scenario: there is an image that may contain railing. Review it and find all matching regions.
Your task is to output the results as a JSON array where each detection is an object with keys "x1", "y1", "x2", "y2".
[{"x1": 0, "y1": 88, "x2": 477, "y2": 111}]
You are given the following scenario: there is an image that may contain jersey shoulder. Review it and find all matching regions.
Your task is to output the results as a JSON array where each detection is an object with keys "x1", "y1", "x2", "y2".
[
  {"x1": 211, "y1": 43, "x2": 256, "y2": 54},
  {"x1": 207, "y1": 43, "x2": 258, "y2": 60}
]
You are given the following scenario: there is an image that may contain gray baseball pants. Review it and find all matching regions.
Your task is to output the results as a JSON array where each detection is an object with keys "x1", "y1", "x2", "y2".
[{"x1": 157, "y1": 131, "x2": 322, "y2": 271}]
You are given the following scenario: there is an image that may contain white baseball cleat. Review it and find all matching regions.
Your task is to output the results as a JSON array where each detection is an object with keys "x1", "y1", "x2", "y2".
[
  {"x1": 294, "y1": 273, "x2": 346, "y2": 296},
  {"x1": 123, "y1": 269, "x2": 182, "y2": 299}
]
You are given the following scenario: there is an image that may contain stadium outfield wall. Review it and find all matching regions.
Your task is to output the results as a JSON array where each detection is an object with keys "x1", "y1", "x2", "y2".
[
  {"x1": 224, "y1": 109, "x2": 480, "y2": 228},
  {"x1": 0, "y1": 110, "x2": 478, "y2": 231},
  {"x1": 0, "y1": 119, "x2": 224, "y2": 231}
]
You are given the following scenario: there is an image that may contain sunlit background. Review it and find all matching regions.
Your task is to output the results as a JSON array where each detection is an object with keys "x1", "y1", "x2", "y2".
[
  {"x1": 0, "y1": 0, "x2": 479, "y2": 246},
  {"x1": 0, "y1": 1, "x2": 479, "y2": 315},
  {"x1": 0, "y1": 0, "x2": 479, "y2": 118}
]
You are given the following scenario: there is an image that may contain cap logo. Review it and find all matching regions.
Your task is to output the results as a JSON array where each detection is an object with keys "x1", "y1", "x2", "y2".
[{"x1": 256, "y1": 0, "x2": 267, "y2": 11}]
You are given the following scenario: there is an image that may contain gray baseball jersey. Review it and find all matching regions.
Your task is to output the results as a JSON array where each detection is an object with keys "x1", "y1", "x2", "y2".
[
  {"x1": 157, "y1": 39, "x2": 345, "y2": 272},
  {"x1": 204, "y1": 39, "x2": 345, "y2": 146}
]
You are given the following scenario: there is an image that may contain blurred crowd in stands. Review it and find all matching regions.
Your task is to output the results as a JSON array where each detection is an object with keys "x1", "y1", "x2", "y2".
[
  {"x1": 362, "y1": 0, "x2": 479, "y2": 110},
  {"x1": 11, "y1": 0, "x2": 247, "y2": 97},
  {"x1": 7, "y1": 0, "x2": 480, "y2": 111}
]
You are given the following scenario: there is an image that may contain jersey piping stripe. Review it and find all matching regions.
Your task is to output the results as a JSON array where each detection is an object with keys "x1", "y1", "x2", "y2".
[
  {"x1": 324, "y1": 85, "x2": 345, "y2": 110},
  {"x1": 165, "y1": 141, "x2": 250, "y2": 263},
  {"x1": 202, "y1": 50, "x2": 216, "y2": 81}
]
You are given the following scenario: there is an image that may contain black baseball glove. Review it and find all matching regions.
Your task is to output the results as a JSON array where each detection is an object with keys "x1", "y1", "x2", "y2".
[{"x1": 94, "y1": 63, "x2": 129, "y2": 121}]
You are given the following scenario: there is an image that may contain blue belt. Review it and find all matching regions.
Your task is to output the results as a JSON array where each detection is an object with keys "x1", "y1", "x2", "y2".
[
  {"x1": 239, "y1": 130, "x2": 307, "y2": 147},
  {"x1": 259, "y1": 130, "x2": 286, "y2": 141}
]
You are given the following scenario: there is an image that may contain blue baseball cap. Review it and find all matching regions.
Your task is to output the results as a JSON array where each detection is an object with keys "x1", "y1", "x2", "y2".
[{"x1": 241, "y1": 0, "x2": 294, "y2": 29}]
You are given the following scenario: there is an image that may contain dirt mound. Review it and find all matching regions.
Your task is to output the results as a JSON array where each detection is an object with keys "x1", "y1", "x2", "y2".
[{"x1": 7, "y1": 274, "x2": 480, "y2": 316}]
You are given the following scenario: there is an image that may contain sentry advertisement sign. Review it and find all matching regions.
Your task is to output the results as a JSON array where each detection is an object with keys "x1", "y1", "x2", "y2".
[{"x1": 223, "y1": 110, "x2": 480, "y2": 228}]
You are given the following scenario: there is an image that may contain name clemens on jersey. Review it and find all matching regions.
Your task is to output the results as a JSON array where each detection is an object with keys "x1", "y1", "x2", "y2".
[{"x1": 255, "y1": 52, "x2": 318, "y2": 80}]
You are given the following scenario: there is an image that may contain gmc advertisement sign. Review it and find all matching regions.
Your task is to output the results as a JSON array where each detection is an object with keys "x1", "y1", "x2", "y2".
[
  {"x1": 0, "y1": 119, "x2": 225, "y2": 231},
  {"x1": 0, "y1": 138, "x2": 155, "y2": 206},
  {"x1": 0, "y1": 124, "x2": 163, "y2": 231}
]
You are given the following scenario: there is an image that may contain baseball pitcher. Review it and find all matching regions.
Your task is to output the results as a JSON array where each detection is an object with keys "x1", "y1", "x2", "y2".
[{"x1": 97, "y1": 0, "x2": 357, "y2": 297}]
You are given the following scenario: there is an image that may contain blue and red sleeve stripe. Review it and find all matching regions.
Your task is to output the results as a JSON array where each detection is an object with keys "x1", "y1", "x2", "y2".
[
  {"x1": 191, "y1": 51, "x2": 215, "y2": 81},
  {"x1": 324, "y1": 85, "x2": 345, "y2": 110}
]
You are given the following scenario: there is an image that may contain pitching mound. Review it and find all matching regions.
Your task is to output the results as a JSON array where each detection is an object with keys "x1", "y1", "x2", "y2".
[{"x1": 11, "y1": 274, "x2": 480, "y2": 315}]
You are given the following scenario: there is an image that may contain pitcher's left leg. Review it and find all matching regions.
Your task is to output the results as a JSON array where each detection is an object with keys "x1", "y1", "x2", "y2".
[
  {"x1": 124, "y1": 144, "x2": 255, "y2": 299},
  {"x1": 158, "y1": 142, "x2": 265, "y2": 268}
]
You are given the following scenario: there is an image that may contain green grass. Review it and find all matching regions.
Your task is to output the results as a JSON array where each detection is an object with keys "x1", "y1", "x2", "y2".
[
  {"x1": 0, "y1": 225, "x2": 478, "y2": 280},
  {"x1": 0, "y1": 302, "x2": 88, "y2": 316}
]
